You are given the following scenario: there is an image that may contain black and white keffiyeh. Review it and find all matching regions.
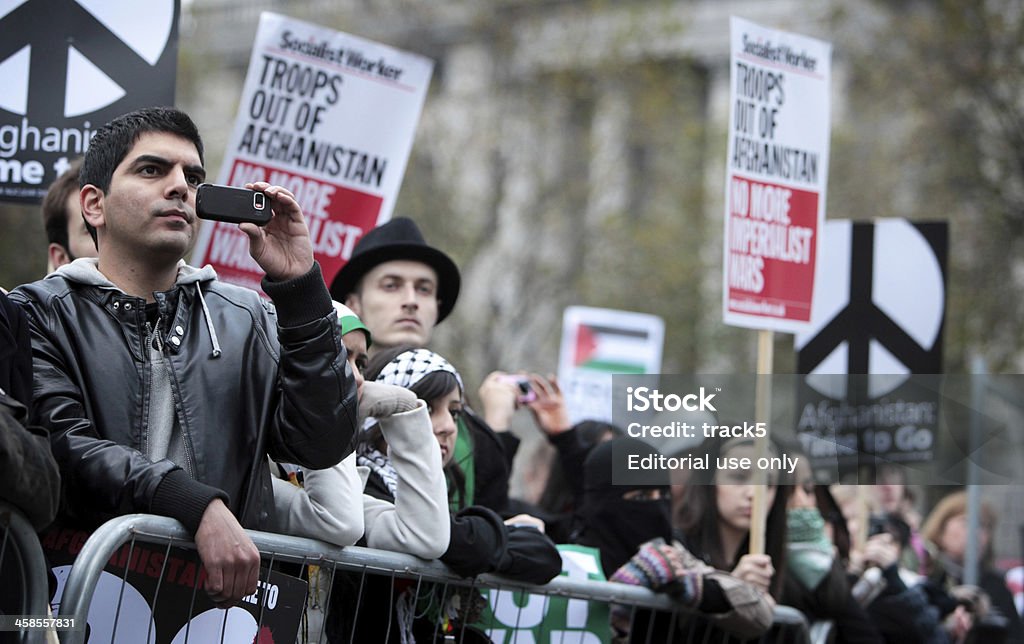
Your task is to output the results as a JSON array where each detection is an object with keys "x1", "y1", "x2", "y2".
[
  {"x1": 374, "y1": 348, "x2": 463, "y2": 392},
  {"x1": 356, "y1": 445, "x2": 400, "y2": 499},
  {"x1": 358, "y1": 349, "x2": 463, "y2": 499}
]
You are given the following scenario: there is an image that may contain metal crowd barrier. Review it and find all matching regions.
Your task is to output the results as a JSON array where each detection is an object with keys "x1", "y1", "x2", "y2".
[
  {"x1": 55, "y1": 514, "x2": 827, "y2": 644},
  {"x1": 0, "y1": 501, "x2": 53, "y2": 644}
]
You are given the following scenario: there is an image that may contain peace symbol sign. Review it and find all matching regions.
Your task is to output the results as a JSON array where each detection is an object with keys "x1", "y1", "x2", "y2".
[
  {"x1": 796, "y1": 220, "x2": 947, "y2": 397},
  {"x1": 0, "y1": 0, "x2": 177, "y2": 118}
]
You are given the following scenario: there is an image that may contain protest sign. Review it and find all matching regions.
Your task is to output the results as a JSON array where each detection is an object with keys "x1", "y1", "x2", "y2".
[
  {"x1": 795, "y1": 219, "x2": 948, "y2": 477},
  {"x1": 558, "y1": 306, "x2": 664, "y2": 426},
  {"x1": 0, "y1": 0, "x2": 180, "y2": 203},
  {"x1": 722, "y1": 16, "x2": 831, "y2": 332},
  {"x1": 191, "y1": 12, "x2": 434, "y2": 293},
  {"x1": 480, "y1": 545, "x2": 609, "y2": 644}
]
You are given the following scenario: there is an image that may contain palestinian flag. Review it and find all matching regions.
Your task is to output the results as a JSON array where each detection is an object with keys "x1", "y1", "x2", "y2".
[{"x1": 574, "y1": 324, "x2": 649, "y2": 374}]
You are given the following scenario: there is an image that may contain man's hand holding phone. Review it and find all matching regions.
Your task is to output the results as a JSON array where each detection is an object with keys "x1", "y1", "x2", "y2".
[
  {"x1": 196, "y1": 184, "x2": 272, "y2": 226},
  {"x1": 197, "y1": 182, "x2": 315, "y2": 281}
]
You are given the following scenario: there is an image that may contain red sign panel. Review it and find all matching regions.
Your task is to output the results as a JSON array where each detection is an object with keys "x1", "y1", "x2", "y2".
[{"x1": 725, "y1": 174, "x2": 819, "y2": 323}]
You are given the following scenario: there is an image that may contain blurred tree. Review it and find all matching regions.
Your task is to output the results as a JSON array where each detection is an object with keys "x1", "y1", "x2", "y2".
[
  {"x1": 0, "y1": 204, "x2": 47, "y2": 289},
  {"x1": 833, "y1": 0, "x2": 1024, "y2": 372}
]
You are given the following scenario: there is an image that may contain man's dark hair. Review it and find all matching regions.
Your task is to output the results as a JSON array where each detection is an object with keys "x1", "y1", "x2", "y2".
[
  {"x1": 80, "y1": 106, "x2": 204, "y2": 193},
  {"x1": 79, "y1": 107, "x2": 204, "y2": 244},
  {"x1": 41, "y1": 157, "x2": 84, "y2": 251}
]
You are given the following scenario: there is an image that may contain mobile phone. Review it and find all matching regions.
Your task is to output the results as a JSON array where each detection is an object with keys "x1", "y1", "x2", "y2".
[
  {"x1": 498, "y1": 375, "x2": 536, "y2": 404},
  {"x1": 196, "y1": 183, "x2": 272, "y2": 226},
  {"x1": 867, "y1": 513, "x2": 910, "y2": 547},
  {"x1": 867, "y1": 515, "x2": 888, "y2": 538}
]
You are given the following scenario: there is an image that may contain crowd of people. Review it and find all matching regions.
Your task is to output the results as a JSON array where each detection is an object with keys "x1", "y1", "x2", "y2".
[{"x1": 1, "y1": 106, "x2": 1023, "y2": 643}]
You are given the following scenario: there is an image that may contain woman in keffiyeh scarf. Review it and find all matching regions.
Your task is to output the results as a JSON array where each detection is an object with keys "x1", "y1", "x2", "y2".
[{"x1": 329, "y1": 345, "x2": 561, "y2": 644}]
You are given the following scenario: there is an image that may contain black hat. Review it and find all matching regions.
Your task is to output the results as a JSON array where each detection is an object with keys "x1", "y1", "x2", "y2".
[{"x1": 329, "y1": 217, "x2": 461, "y2": 324}]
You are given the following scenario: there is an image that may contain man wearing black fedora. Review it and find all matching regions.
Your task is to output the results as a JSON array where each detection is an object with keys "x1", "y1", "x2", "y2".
[
  {"x1": 329, "y1": 218, "x2": 517, "y2": 514},
  {"x1": 329, "y1": 217, "x2": 460, "y2": 351}
]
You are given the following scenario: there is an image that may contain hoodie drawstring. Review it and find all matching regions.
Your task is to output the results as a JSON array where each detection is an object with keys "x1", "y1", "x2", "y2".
[{"x1": 195, "y1": 284, "x2": 222, "y2": 358}]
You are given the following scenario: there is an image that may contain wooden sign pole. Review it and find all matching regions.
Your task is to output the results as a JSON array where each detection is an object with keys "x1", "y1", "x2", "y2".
[{"x1": 749, "y1": 329, "x2": 774, "y2": 555}]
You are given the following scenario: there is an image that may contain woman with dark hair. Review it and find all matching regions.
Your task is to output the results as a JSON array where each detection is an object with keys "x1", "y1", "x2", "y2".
[
  {"x1": 359, "y1": 345, "x2": 469, "y2": 506},
  {"x1": 362, "y1": 346, "x2": 550, "y2": 532},
  {"x1": 575, "y1": 436, "x2": 774, "y2": 642},
  {"x1": 327, "y1": 346, "x2": 561, "y2": 643},
  {"x1": 674, "y1": 436, "x2": 790, "y2": 600},
  {"x1": 273, "y1": 303, "x2": 449, "y2": 557},
  {"x1": 575, "y1": 435, "x2": 675, "y2": 578},
  {"x1": 781, "y1": 454, "x2": 882, "y2": 643}
]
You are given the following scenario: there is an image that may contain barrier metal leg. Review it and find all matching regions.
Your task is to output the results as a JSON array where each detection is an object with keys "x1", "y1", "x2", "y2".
[{"x1": 1, "y1": 504, "x2": 53, "y2": 644}]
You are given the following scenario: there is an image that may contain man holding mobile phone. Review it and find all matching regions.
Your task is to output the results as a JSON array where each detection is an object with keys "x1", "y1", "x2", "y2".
[{"x1": 11, "y1": 106, "x2": 358, "y2": 607}]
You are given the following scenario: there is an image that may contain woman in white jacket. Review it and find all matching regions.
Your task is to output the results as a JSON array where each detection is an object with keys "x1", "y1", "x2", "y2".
[{"x1": 271, "y1": 302, "x2": 451, "y2": 559}]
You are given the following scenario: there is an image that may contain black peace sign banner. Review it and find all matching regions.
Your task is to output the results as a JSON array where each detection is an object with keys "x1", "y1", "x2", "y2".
[
  {"x1": 0, "y1": 0, "x2": 180, "y2": 203},
  {"x1": 794, "y1": 220, "x2": 948, "y2": 480}
]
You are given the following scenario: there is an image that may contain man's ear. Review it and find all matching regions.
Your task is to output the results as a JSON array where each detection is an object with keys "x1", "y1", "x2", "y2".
[
  {"x1": 344, "y1": 293, "x2": 362, "y2": 316},
  {"x1": 48, "y1": 243, "x2": 72, "y2": 271},
  {"x1": 80, "y1": 185, "x2": 105, "y2": 231}
]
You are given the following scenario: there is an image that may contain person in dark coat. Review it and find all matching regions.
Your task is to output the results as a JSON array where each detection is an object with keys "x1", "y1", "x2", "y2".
[
  {"x1": 922, "y1": 490, "x2": 1023, "y2": 643},
  {"x1": 0, "y1": 289, "x2": 60, "y2": 530},
  {"x1": 575, "y1": 436, "x2": 775, "y2": 642},
  {"x1": 0, "y1": 290, "x2": 61, "y2": 621}
]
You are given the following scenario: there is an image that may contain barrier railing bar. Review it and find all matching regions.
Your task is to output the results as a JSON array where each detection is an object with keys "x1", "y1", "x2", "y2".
[
  {"x1": 683, "y1": 607, "x2": 696, "y2": 644},
  {"x1": 316, "y1": 560, "x2": 337, "y2": 644},
  {"x1": 666, "y1": 605, "x2": 679, "y2": 644},
  {"x1": 382, "y1": 566, "x2": 398, "y2": 643},
  {"x1": 183, "y1": 547, "x2": 202, "y2": 644},
  {"x1": 254, "y1": 551, "x2": 274, "y2": 643},
  {"x1": 1, "y1": 502, "x2": 53, "y2": 644},
  {"x1": 58, "y1": 514, "x2": 682, "y2": 620},
  {"x1": 110, "y1": 534, "x2": 137, "y2": 644},
  {"x1": 409, "y1": 569, "x2": 426, "y2": 642},
  {"x1": 347, "y1": 564, "x2": 367, "y2": 644},
  {"x1": 458, "y1": 576, "x2": 473, "y2": 644},
  {"x1": 536, "y1": 591, "x2": 552, "y2": 644},
  {"x1": 57, "y1": 514, "x2": 813, "y2": 644},
  {"x1": 146, "y1": 538, "x2": 174, "y2": 644},
  {"x1": 772, "y1": 606, "x2": 811, "y2": 644},
  {"x1": 216, "y1": 607, "x2": 228, "y2": 644},
  {"x1": 433, "y1": 580, "x2": 442, "y2": 641}
]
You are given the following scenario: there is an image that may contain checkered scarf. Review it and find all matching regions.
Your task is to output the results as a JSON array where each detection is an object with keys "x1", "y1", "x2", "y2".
[
  {"x1": 374, "y1": 348, "x2": 463, "y2": 392},
  {"x1": 358, "y1": 348, "x2": 463, "y2": 500}
]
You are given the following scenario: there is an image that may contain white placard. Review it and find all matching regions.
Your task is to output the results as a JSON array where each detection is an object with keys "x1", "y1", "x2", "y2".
[
  {"x1": 722, "y1": 16, "x2": 832, "y2": 333},
  {"x1": 192, "y1": 12, "x2": 434, "y2": 293}
]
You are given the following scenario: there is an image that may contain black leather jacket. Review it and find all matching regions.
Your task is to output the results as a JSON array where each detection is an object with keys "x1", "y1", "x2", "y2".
[{"x1": 11, "y1": 260, "x2": 357, "y2": 531}]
